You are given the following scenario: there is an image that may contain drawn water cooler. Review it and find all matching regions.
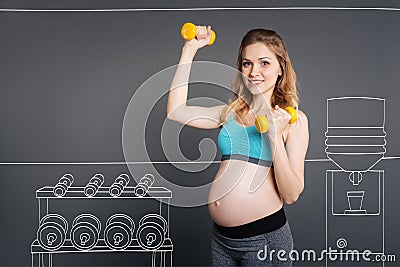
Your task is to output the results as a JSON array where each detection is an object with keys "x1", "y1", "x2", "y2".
[{"x1": 325, "y1": 97, "x2": 386, "y2": 266}]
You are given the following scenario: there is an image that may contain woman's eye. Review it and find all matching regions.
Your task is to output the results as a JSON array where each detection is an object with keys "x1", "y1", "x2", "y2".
[
  {"x1": 242, "y1": 62, "x2": 251, "y2": 67},
  {"x1": 261, "y1": 61, "x2": 269, "y2": 66}
]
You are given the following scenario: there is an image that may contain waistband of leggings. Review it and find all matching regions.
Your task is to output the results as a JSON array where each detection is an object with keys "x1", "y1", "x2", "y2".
[
  {"x1": 221, "y1": 154, "x2": 273, "y2": 168},
  {"x1": 213, "y1": 207, "x2": 286, "y2": 239}
]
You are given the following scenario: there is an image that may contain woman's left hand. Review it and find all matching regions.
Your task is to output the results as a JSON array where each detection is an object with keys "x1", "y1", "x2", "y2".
[{"x1": 267, "y1": 105, "x2": 292, "y2": 139}]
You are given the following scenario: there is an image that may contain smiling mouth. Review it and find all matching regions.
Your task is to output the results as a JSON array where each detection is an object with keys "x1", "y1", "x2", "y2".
[{"x1": 249, "y1": 80, "x2": 264, "y2": 86}]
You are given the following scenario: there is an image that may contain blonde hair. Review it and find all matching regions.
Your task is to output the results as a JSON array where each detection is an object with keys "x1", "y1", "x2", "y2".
[{"x1": 220, "y1": 29, "x2": 299, "y2": 125}]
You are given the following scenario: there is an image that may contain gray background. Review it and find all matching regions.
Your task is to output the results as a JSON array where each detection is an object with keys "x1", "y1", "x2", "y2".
[{"x1": 0, "y1": 0, "x2": 399, "y2": 266}]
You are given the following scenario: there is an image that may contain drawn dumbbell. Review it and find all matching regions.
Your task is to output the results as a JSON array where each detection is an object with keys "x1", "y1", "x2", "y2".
[
  {"x1": 53, "y1": 174, "x2": 74, "y2": 197},
  {"x1": 104, "y1": 214, "x2": 135, "y2": 250},
  {"x1": 136, "y1": 214, "x2": 167, "y2": 250},
  {"x1": 84, "y1": 173, "x2": 104, "y2": 197},
  {"x1": 109, "y1": 174, "x2": 130, "y2": 197},
  {"x1": 134, "y1": 174, "x2": 155, "y2": 197},
  {"x1": 37, "y1": 214, "x2": 68, "y2": 251},
  {"x1": 70, "y1": 214, "x2": 101, "y2": 250}
]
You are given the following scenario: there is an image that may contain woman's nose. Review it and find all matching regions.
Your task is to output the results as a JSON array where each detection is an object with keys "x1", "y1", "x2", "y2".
[{"x1": 249, "y1": 65, "x2": 260, "y2": 77}]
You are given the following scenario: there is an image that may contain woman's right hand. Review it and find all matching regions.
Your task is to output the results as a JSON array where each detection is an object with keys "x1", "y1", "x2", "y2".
[{"x1": 183, "y1": 25, "x2": 212, "y2": 52}]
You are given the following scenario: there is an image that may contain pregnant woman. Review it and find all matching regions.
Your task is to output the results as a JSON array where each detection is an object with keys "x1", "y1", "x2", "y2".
[{"x1": 167, "y1": 26, "x2": 309, "y2": 266}]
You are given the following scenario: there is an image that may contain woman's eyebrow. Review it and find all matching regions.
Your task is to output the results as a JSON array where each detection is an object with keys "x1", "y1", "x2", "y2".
[{"x1": 242, "y1": 56, "x2": 273, "y2": 61}]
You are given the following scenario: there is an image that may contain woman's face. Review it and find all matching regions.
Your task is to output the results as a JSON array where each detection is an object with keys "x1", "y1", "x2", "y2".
[{"x1": 241, "y1": 42, "x2": 282, "y2": 95}]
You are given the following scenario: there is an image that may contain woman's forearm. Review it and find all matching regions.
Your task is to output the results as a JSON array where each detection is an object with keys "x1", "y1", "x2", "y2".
[
  {"x1": 268, "y1": 136, "x2": 304, "y2": 204},
  {"x1": 166, "y1": 47, "x2": 197, "y2": 118}
]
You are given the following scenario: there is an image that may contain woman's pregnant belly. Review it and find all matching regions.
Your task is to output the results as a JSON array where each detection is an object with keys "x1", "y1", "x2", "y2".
[{"x1": 208, "y1": 159, "x2": 283, "y2": 227}]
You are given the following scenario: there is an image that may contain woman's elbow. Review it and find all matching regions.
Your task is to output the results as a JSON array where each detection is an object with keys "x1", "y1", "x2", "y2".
[
  {"x1": 283, "y1": 194, "x2": 299, "y2": 205},
  {"x1": 166, "y1": 111, "x2": 174, "y2": 121},
  {"x1": 283, "y1": 186, "x2": 304, "y2": 205},
  {"x1": 166, "y1": 106, "x2": 185, "y2": 122},
  {"x1": 166, "y1": 108, "x2": 179, "y2": 122}
]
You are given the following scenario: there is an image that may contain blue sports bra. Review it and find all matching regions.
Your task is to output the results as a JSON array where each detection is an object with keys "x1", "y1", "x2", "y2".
[{"x1": 218, "y1": 113, "x2": 273, "y2": 167}]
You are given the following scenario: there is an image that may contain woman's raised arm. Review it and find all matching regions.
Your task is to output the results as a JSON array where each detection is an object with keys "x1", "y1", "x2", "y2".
[{"x1": 166, "y1": 26, "x2": 226, "y2": 129}]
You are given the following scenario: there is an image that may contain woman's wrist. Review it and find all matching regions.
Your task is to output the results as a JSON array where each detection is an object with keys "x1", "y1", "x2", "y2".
[
  {"x1": 266, "y1": 133, "x2": 284, "y2": 149},
  {"x1": 182, "y1": 45, "x2": 198, "y2": 56},
  {"x1": 266, "y1": 131, "x2": 282, "y2": 142},
  {"x1": 179, "y1": 46, "x2": 197, "y2": 64}
]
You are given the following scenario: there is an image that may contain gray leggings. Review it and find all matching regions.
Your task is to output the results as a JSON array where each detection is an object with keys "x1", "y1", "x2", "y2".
[{"x1": 211, "y1": 221, "x2": 293, "y2": 266}]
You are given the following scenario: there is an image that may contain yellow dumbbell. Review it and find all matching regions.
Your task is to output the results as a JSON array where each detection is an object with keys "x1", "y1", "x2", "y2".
[
  {"x1": 255, "y1": 107, "x2": 297, "y2": 133},
  {"x1": 180, "y1": 22, "x2": 216, "y2": 46}
]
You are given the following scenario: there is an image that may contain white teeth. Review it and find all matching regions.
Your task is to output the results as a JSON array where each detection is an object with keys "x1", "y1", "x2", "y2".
[{"x1": 251, "y1": 80, "x2": 264, "y2": 85}]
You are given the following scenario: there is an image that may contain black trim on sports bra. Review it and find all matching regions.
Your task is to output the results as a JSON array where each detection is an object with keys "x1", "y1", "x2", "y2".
[{"x1": 221, "y1": 154, "x2": 273, "y2": 168}]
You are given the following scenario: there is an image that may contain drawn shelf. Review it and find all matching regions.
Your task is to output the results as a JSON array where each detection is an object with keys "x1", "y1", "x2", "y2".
[{"x1": 31, "y1": 185, "x2": 173, "y2": 267}]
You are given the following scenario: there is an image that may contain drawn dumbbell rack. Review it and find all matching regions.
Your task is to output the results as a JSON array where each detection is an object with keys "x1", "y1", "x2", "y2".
[{"x1": 31, "y1": 173, "x2": 173, "y2": 267}]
